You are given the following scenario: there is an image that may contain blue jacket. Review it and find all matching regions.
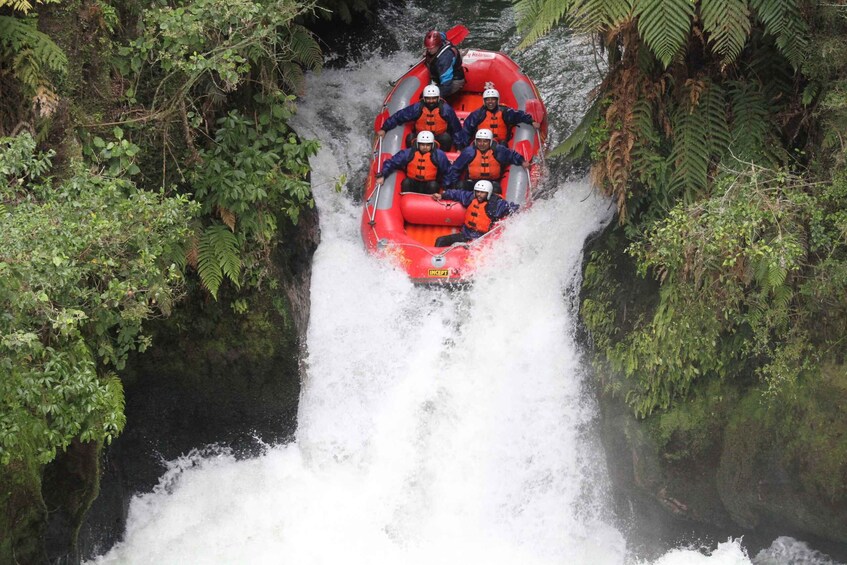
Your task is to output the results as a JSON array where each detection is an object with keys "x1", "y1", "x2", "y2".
[
  {"x1": 426, "y1": 40, "x2": 464, "y2": 86},
  {"x1": 378, "y1": 146, "x2": 451, "y2": 180},
  {"x1": 462, "y1": 105, "x2": 534, "y2": 140},
  {"x1": 443, "y1": 143, "x2": 526, "y2": 188},
  {"x1": 382, "y1": 100, "x2": 463, "y2": 138},
  {"x1": 441, "y1": 189, "x2": 520, "y2": 239}
]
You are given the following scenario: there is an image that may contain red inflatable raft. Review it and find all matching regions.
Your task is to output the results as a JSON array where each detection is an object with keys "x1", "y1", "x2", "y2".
[{"x1": 361, "y1": 27, "x2": 547, "y2": 284}]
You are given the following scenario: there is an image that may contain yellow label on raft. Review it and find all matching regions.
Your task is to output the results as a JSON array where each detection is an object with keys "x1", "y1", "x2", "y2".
[{"x1": 428, "y1": 269, "x2": 450, "y2": 277}]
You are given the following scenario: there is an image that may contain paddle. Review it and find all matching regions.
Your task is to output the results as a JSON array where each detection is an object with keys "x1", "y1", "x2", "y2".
[
  {"x1": 369, "y1": 110, "x2": 388, "y2": 221},
  {"x1": 525, "y1": 99, "x2": 546, "y2": 165},
  {"x1": 374, "y1": 110, "x2": 388, "y2": 133},
  {"x1": 525, "y1": 99, "x2": 545, "y2": 124},
  {"x1": 446, "y1": 24, "x2": 469, "y2": 46},
  {"x1": 516, "y1": 139, "x2": 535, "y2": 194},
  {"x1": 516, "y1": 139, "x2": 533, "y2": 163}
]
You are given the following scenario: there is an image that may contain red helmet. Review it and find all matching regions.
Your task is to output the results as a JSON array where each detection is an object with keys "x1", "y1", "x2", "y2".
[{"x1": 424, "y1": 30, "x2": 443, "y2": 49}]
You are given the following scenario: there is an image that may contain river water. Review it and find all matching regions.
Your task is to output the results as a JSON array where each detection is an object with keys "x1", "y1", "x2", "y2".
[{"x1": 87, "y1": 2, "x2": 842, "y2": 563}]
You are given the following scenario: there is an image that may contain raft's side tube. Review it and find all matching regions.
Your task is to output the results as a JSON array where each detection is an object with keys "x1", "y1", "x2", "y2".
[
  {"x1": 376, "y1": 75, "x2": 422, "y2": 212},
  {"x1": 504, "y1": 80, "x2": 539, "y2": 205}
]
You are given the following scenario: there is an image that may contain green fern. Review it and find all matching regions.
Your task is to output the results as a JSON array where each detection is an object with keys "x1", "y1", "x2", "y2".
[
  {"x1": 0, "y1": 15, "x2": 67, "y2": 95},
  {"x1": 701, "y1": 0, "x2": 752, "y2": 64},
  {"x1": 728, "y1": 80, "x2": 770, "y2": 163},
  {"x1": 749, "y1": 0, "x2": 808, "y2": 68},
  {"x1": 516, "y1": 0, "x2": 574, "y2": 49},
  {"x1": 631, "y1": 97, "x2": 673, "y2": 195},
  {"x1": 0, "y1": 0, "x2": 61, "y2": 14},
  {"x1": 669, "y1": 82, "x2": 729, "y2": 201},
  {"x1": 549, "y1": 95, "x2": 604, "y2": 159},
  {"x1": 571, "y1": 0, "x2": 634, "y2": 30},
  {"x1": 278, "y1": 61, "x2": 306, "y2": 94},
  {"x1": 635, "y1": 0, "x2": 695, "y2": 68},
  {"x1": 197, "y1": 223, "x2": 242, "y2": 299},
  {"x1": 0, "y1": 0, "x2": 34, "y2": 12},
  {"x1": 701, "y1": 82, "x2": 731, "y2": 153},
  {"x1": 286, "y1": 23, "x2": 322, "y2": 71},
  {"x1": 669, "y1": 107, "x2": 709, "y2": 201}
]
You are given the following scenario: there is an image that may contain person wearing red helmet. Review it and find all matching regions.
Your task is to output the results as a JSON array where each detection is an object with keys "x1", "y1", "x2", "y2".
[{"x1": 423, "y1": 30, "x2": 465, "y2": 97}]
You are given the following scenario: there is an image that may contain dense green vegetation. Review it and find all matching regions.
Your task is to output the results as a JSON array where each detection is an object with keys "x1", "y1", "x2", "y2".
[
  {"x1": 1, "y1": 0, "x2": 375, "y2": 558},
  {"x1": 1, "y1": 132, "x2": 195, "y2": 465},
  {"x1": 518, "y1": 1, "x2": 847, "y2": 531},
  {"x1": 517, "y1": 0, "x2": 847, "y2": 417}
]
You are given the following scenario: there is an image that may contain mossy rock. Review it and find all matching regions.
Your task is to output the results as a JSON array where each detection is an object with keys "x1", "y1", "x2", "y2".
[
  {"x1": 0, "y1": 455, "x2": 47, "y2": 564},
  {"x1": 718, "y1": 364, "x2": 847, "y2": 541}
]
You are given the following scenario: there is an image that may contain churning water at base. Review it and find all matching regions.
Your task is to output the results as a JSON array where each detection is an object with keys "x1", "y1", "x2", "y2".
[{"x1": 87, "y1": 12, "x2": 841, "y2": 565}]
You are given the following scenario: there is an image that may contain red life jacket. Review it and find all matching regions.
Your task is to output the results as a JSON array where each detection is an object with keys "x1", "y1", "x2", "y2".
[
  {"x1": 467, "y1": 148, "x2": 502, "y2": 180},
  {"x1": 405, "y1": 150, "x2": 439, "y2": 181},
  {"x1": 478, "y1": 109, "x2": 505, "y2": 142},
  {"x1": 415, "y1": 103, "x2": 449, "y2": 135},
  {"x1": 464, "y1": 199, "x2": 493, "y2": 233}
]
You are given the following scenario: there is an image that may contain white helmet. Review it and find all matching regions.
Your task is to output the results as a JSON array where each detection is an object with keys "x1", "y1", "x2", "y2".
[
  {"x1": 474, "y1": 180, "x2": 494, "y2": 197},
  {"x1": 417, "y1": 130, "x2": 435, "y2": 144},
  {"x1": 475, "y1": 129, "x2": 494, "y2": 141},
  {"x1": 483, "y1": 88, "x2": 500, "y2": 100},
  {"x1": 422, "y1": 85, "x2": 440, "y2": 98}
]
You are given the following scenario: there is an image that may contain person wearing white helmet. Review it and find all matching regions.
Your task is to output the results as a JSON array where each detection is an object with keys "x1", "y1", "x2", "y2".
[
  {"x1": 443, "y1": 128, "x2": 530, "y2": 194},
  {"x1": 461, "y1": 87, "x2": 541, "y2": 143},
  {"x1": 375, "y1": 130, "x2": 451, "y2": 194},
  {"x1": 431, "y1": 179, "x2": 519, "y2": 247},
  {"x1": 376, "y1": 84, "x2": 464, "y2": 150}
]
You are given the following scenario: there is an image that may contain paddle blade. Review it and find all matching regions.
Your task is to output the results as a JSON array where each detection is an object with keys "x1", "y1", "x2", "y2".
[
  {"x1": 516, "y1": 140, "x2": 532, "y2": 162},
  {"x1": 374, "y1": 110, "x2": 389, "y2": 132},
  {"x1": 446, "y1": 24, "x2": 469, "y2": 46},
  {"x1": 525, "y1": 99, "x2": 546, "y2": 124}
]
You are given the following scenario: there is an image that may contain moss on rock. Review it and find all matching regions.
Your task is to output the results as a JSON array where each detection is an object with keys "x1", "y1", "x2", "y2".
[
  {"x1": 584, "y1": 223, "x2": 847, "y2": 547},
  {"x1": 718, "y1": 366, "x2": 847, "y2": 541},
  {"x1": 0, "y1": 455, "x2": 47, "y2": 564}
]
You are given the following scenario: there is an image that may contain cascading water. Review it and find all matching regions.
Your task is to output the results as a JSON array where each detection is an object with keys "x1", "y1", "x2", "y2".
[{"x1": 87, "y1": 5, "x2": 842, "y2": 564}]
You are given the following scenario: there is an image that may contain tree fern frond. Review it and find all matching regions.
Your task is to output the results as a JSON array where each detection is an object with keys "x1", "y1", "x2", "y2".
[
  {"x1": 728, "y1": 80, "x2": 769, "y2": 161},
  {"x1": 514, "y1": 0, "x2": 543, "y2": 28},
  {"x1": 701, "y1": 0, "x2": 751, "y2": 64},
  {"x1": 516, "y1": 0, "x2": 574, "y2": 49},
  {"x1": 278, "y1": 61, "x2": 305, "y2": 94},
  {"x1": 632, "y1": 97, "x2": 659, "y2": 146},
  {"x1": 197, "y1": 242, "x2": 224, "y2": 299},
  {"x1": 634, "y1": 0, "x2": 695, "y2": 68},
  {"x1": 549, "y1": 95, "x2": 604, "y2": 159},
  {"x1": 0, "y1": 16, "x2": 67, "y2": 96},
  {"x1": 0, "y1": 0, "x2": 34, "y2": 13},
  {"x1": 668, "y1": 80, "x2": 729, "y2": 201},
  {"x1": 570, "y1": 0, "x2": 634, "y2": 31},
  {"x1": 631, "y1": 97, "x2": 674, "y2": 196},
  {"x1": 700, "y1": 81, "x2": 731, "y2": 154},
  {"x1": 219, "y1": 206, "x2": 236, "y2": 231},
  {"x1": 197, "y1": 224, "x2": 241, "y2": 299},
  {"x1": 604, "y1": 0, "x2": 636, "y2": 28},
  {"x1": 669, "y1": 110, "x2": 709, "y2": 201},
  {"x1": 284, "y1": 23, "x2": 322, "y2": 71},
  {"x1": 749, "y1": 0, "x2": 809, "y2": 68}
]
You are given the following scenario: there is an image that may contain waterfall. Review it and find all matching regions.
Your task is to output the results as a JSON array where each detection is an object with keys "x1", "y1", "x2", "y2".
[{"x1": 87, "y1": 10, "x2": 839, "y2": 565}]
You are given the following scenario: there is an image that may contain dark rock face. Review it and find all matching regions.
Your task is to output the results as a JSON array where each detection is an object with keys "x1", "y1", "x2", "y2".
[
  {"x1": 583, "y1": 226, "x2": 847, "y2": 560},
  {"x1": 1, "y1": 458, "x2": 48, "y2": 565},
  {"x1": 73, "y1": 205, "x2": 320, "y2": 561}
]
